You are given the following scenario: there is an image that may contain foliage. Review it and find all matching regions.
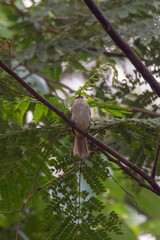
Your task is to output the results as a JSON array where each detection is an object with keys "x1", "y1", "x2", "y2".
[{"x1": 0, "y1": 0, "x2": 160, "y2": 240}]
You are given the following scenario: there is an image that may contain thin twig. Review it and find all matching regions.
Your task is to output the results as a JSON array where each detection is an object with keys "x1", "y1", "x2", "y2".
[
  {"x1": 21, "y1": 63, "x2": 74, "y2": 93},
  {"x1": 15, "y1": 208, "x2": 26, "y2": 240},
  {"x1": 88, "y1": 47, "x2": 147, "y2": 61},
  {"x1": 0, "y1": 82, "x2": 34, "y2": 98},
  {"x1": 0, "y1": 206, "x2": 23, "y2": 214},
  {"x1": 98, "y1": 148, "x2": 158, "y2": 195},
  {"x1": 96, "y1": 155, "x2": 135, "y2": 199},
  {"x1": 151, "y1": 135, "x2": 160, "y2": 179},
  {"x1": 23, "y1": 73, "x2": 32, "y2": 80},
  {"x1": 0, "y1": 152, "x2": 85, "y2": 216},
  {"x1": 2, "y1": 1, "x2": 58, "y2": 35},
  {"x1": 108, "y1": 135, "x2": 132, "y2": 146},
  {"x1": 128, "y1": 106, "x2": 160, "y2": 118},
  {"x1": 88, "y1": 46, "x2": 126, "y2": 58},
  {"x1": 31, "y1": 158, "x2": 87, "y2": 198},
  {"x1": 7, "y1": 40, "x2": 12, "y2": 69},
  {"x1": 0, "y1": 127, "x2": 48, "y2": 140},
  {"x1": 0, "y1": 131, "x2": 66, "y2": 182},
  {"x1": 15, "y1": 144, "x2": 53, "y2": 240},
  {"x1": 78, "y1": 161, "x2": 82, "y2": 225}
]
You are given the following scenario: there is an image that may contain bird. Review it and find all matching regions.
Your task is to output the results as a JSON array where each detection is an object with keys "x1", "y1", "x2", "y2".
[{"x1": 71, "y1": 95, "x2": 91, "y2": 158}]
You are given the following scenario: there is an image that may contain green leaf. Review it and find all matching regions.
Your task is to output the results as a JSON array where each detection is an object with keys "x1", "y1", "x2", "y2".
[
  {"x1": 15, "y1": 101, "x2": 30, "y2": 119},
  {"x1": 33, "y1": 103, "x2": 48, "y2": 123},
  {"x1": 87, "y1": 98, "x2": 132, "y2": 117},
  {"x1": 67, "y1": 56, "x2": 86, "y2": 71},
  {"x1": 36, "y1": 42, "x2": 48, "y2": 62},
  {"x1": 118, "y1": 9, "x2": 129, "y2": 19},
  {"x1": 52, "y1": 65, "x2": 62, "y2": 80}
]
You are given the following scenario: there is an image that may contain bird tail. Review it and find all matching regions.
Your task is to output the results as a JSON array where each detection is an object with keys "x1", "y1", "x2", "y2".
[{"x1": 73, "y1": 136, "x2": 89, "y2": 158}]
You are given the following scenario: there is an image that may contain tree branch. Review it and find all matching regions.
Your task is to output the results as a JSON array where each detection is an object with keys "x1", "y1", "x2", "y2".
[
  {"x1": 96, "y1": 152, "x2": 156, "y2": 196},
  {"x1": 151, "y1": 135, "x2": 160, "y2": 179},
  {"x1": 2, "y1": 1, "x2": 58, "y2": 35},
  {"x1": 83, "y1": 0, "x2": 160, "y2": 98},
  {"x1": 78, "y1": 162, "x2": 82, "y2": 226},
  {"x1": 0, "y1": 82, "x2": 34, "y2": 98},
  {"x1": 18, "y1": 62, "x2": 74, "y2": 93},
  {"x1": 0, "y1": 59, "x2": 160, "y2": 195},
  {"x1": 99, "y1": 148, "x2": 158, "y2": 195},
  {"x1": 88, "y1": 47, "x2": 147, "y2": 61},
  {"x1": 88, "y1": 47, "x2": 126, "y2": 58},
  {"x1": 127, "y1": 105, "x2": 160, "y2": 118}
]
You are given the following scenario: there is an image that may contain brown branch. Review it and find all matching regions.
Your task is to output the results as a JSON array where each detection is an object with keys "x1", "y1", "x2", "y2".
[
  {"x1": 98, "y1": 148, "x2": 158, "y2": 195},
  {"x1": 128, "y1": 105, "x2": 160, "y2": 118},
  {"x1": 88, "y1": 47, "x2": 126, "y2": 58},
  {"x1": 78, "y1": 162, "x2": 82, "y2": 226},
  {"x1": 34, "y1": 72, "x2": 74, "y2": 93},
  {"x1": 83, "y1": 0, "x2": 160, "y2": 98},
  {"x1": 151, "y1": 135, "x2": 160, "y2": 179},
  {"x1": 2, "y1": 1, "x2": 58, "y2": 35},
  {"x1": 1, "y1": 59, "x2": 160, "y2": 195},
  {"x1": 88, "y1": 47, "x2": 147, "y2": 61},
  {"x1": 0, "y1": 82, "x2": 34, "y2": 98},
  {"x1": 19, "y1": 62, "x2": 74, "y2": 93},
  {"x1": 104, "y1": 50, "x2": 126, "y2": 58},
  {"x1": 0, "y1": 206, "x2": 24, "y2": 215},
  {"x1": 96, "y1": 153, "x2": 152, "y2": 198}
]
